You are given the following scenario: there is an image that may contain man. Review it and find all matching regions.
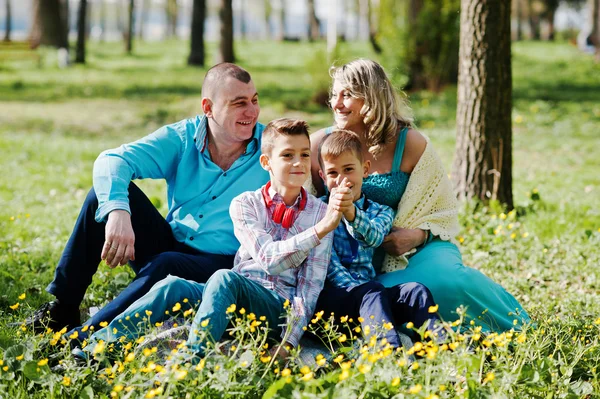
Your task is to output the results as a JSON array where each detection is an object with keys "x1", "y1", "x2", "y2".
[{"x1": 24, "y1": 63, "x2": 269, "y2": 335}]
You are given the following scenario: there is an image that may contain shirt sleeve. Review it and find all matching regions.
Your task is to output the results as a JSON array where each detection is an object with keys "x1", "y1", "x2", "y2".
[
  {"x1": 229, "y1": 195, "x2": 322, "y2": 275},
  {"x1": 282, "y1": 230, "x2": 332, "y2": 348},
  {"x1": 344, "y1": 202, "x2": 395, "y2": 248},
  {"x1": 326, "y1": 249, "x2": 359, "y2": 289},
  {"x1": 92, "y1": 123, "x2": 185, "y2": 222}
]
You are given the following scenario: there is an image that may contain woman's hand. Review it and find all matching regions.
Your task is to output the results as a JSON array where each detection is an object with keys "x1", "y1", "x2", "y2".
[{"x1": 381, "y1": 227, "x2": 427, "y2": 256}]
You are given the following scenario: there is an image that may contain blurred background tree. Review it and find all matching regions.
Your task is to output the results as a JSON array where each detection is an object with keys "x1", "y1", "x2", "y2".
[{"x1": 3, "y1": 0, "x2": 11, "y2": 42}]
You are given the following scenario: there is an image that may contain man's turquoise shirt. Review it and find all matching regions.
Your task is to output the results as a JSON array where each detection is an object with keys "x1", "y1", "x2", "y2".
[{"x1": 92, "y1": 115, "x2": 269, "y2": 255}]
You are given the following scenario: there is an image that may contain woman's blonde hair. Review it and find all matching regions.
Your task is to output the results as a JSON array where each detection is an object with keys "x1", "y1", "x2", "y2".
[{"x1": 330, "y1": 59, "x2": 413, "y2": 158}]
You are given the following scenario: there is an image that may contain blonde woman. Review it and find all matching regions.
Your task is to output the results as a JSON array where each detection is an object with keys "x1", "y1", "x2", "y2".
[{"x1": 310, "y1": 59, "x2": 529, "y2": 332}]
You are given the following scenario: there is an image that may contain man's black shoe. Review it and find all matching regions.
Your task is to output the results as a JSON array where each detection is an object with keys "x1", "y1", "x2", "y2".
[{"x1": 21, "y1": 301, "x2": 81, "y2": 334}]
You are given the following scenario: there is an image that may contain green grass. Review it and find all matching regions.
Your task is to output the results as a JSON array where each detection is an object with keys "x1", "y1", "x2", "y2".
[{"x1": 0, "y1": 39, "x2": 599, "y2": 397}]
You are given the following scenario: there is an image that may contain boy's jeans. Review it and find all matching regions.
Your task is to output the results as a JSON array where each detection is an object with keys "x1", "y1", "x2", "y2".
[{"x1": 187, "y1": 270, "x2": 286, "y2": 354}]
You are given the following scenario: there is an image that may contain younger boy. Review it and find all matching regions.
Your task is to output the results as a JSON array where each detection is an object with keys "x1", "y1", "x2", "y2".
[{"x1": 316, "y1": 130, "x2": 441, "y2": 346}]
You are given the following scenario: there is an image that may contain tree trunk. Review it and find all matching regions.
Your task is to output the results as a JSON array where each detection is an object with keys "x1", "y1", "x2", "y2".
[
  {"x1": 515, "y1": 0, "x2": 523, "y2": 40},
  {"x1": 99, "y1": 0, "x2": 106, "y2": 42},
  {"x1": 327, "y1": 0, "x2": 337, "y2": 54},
  {"x1": 307, "y1": 0, "x2": 320, "y2": 41},
  {"x1": 188, "y1": 0, "x2": 206, "y2": 66},
  {"x1": 264, "y1": 0, "x2": 273, "y2": 39},
  {"x1": 367, "y1": 0, "x2": 382, "y2": 53},
  {"x1": 590, "y1": 0, "x2": 599, "y2": 50},
  {"x1": 453, "y1": 0, "x2": 513, "y2": 209},
  {"x1": 126, "y1": 0, "x2": 134, "y2": 54},
  {"x1": 527, "y1": 0, "x2": 540, "y2": 40},
  {"x1": 75, "y1": 0, "x2": 87, "y2": 63},
  {"x1": 4, "y1": 0, "x2": 11, "y2": 42},
  {"x1": 407, "y1": 0, "x2": 426, "y2": 90},
  {"x1": 276, "y1": 0, "x2": 286, "y2": 41},
  {"x1": 219, "y1": 0, "x2": 235, "y2": 62},
  {"x1": 545, "y1": 0, "x2": 559, "y2": 40},
  {"x1": 166, "y1": 0, "x2": 178, "y2": 38},
  {"x1": 30, "y1": 0, "x2": 69, "y2": 49}
]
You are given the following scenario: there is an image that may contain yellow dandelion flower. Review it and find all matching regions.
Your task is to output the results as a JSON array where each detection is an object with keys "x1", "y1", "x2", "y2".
[
  {"x1": 339, "y1": 369, "x2": 350, "y2": 381},
  {"x1": 338, "y1": 334, "x2": 347, "y2": 343},
  {"x1": 358, "y1": 364, "x2": 371, "y2": 374},
  {"x1": 340, "y1": 315, "x2": 348, "y2": 323},
  {"x1": 411, "y1": 362, "x2": 419, "y2": 370},
  {"x1": 473, "y1": 333, "x2": 481, "y2": 341},
  {"x1": 408, "y1": 384, "x2": 422, "y2": 394},
  {"x1": 363, "y1": 325, "x2": 371, "y2": 336},
  {"x1": 391, "y1": 377, "x2": 400, "y2": 386},
  {"x1": 406, "y1": 322, "x2": 414, "y2": 329},
  {"x1": 15, "y1": 354, "x2": 24, "y2": 361},
  {"x1": 113, "y1": 384, "x2": 124, "y2": 392},
  {"x1": 281, "y1": 368, "x2": 291, "y2": 377},
  {"x1": 333, "y1": 354, "x2": 344, "y2": 363},
  {"x1": 69, "y1": 331, "x2": 79, "y2": 339},
  {"x1": 317, "y1": 357, "x2": 327, "y2": 366},
  {"x1": 239, "y1": 308, "x2": 246, "y2": 315},
  {"x1": 2, "y1": 366, "x2": 8, "y2": 372},
  {"x1": 18, "y1": 293, "x2": 26, "y2": 300},
  {"x1": 200, "y1": 319, "x2": 210, "y2": 328},
  {"x1": 383, "y1": 322, "x2": 394, "y2": 330},
  {"x1": 260, "y1": 356, "x2": 272, "y2": 363},
  {"x1": 62, "y1": 376, "x2": 71, "y2": 386},
  {"x1": 301, "y1": 372, "x2": 313, "y2": 381},
  {"x1": 175, "y1": 370, "x2": 188, "y2": 380},
  {"x1": 145, "y1": 310, "x2": 152, "y2": 317},
  {"x1": 37, "y1": 358, "x2": 48, "y2": 366},
  {"x1": 226, "y1": 304, "x2": 236, "y2": 314},
  {"x1": 341, "y1": 361, "x2": 352, "y2": 370},
  {"x1": 439, "y1": 384, "x2": 447, "y2": 391},
  {"x1": 428, "y1": 305, "x2": 439, "y2": 313},
  {"x1": 9, "y1": 303, "x2": 19, "y2": 310},
  {"x1": 283, "y1": 299, "x2": 290, "y2": 308},
  {"x1": 426, "y1": 395, "x2": 439, "y2": 399},
  {"x1": 517, "y1": 334, "x2": 526, "y2": 343},
  {"x1": 357, "y1": 316, "x2": 364, "y2": 323},
  {"x1": 99, "y1": 321, "x2": 108, "y2": 328},
  {"x1": 172, "y1": 303, "x2": 181, "y2": 312},
  {"x1": 125, "y1": 352, "x2": 135, "y2": 362},
  {"x1": 483, "y1": 371, "x2": 495, "y2": 383}
]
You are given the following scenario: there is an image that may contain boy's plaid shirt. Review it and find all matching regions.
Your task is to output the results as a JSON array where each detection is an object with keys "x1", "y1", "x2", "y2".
[
  {"x1": 321, "y1": 195, "x2": 395, "y2": 289},
  {"x1": 230, "y1": 186, "x2": 332, "y2": 347}
]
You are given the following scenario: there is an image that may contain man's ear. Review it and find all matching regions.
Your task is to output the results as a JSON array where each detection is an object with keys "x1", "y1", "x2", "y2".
[
  {"x1": 260, "y1": 154, "x2": 271, "y2": 171},
  {"x1": 362, "y1": 160, "x2": 371, "y2": 177},
  {"x1": 201, "y1": 97, "x2": 213, "y2": 117}
]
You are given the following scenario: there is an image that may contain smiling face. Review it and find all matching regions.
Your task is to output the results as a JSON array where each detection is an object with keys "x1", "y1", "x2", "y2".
[
  {"x1": 320, "y1": 150, "x2": 369, "y2": 202},
  {"x1": 260, "y1": 134, "x2": 311, "y2": 193},
  {"x1": 330, "y1": 79, "x2": 366, "y2": 132},
  {"x1": 204, "y1": 77, "x2": 260, "y2": 144}
]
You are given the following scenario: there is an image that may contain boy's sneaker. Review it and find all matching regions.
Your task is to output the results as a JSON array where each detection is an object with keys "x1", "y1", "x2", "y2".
[{"x1": 20, "y1": 301, "x2": 81, "y2": 333}]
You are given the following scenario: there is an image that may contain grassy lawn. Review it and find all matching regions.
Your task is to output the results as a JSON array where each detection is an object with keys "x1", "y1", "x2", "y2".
[{"x1": 0, "y1": 39, "x2": 599, "y2": 397}]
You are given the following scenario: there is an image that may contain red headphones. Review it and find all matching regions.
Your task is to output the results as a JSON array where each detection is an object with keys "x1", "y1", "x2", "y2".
[{"x1": 261, "y1": 181, "x2": 308, "y2": 229}]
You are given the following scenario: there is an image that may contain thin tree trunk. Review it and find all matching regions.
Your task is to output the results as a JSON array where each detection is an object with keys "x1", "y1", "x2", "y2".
[
  {"x1": 99, "y1": 0, "x2": 106, "y2": 42},
  {"x1": 277, "y1": 0, "x2": 286, "y2": 41},
  {"x1": 166, "y1": 0, "x2": 178, "y2": 38},
  {"x1": 407, "y1": 0, "x2": 426, "y2": 90},
  {"x1": 30, "y1": 0, "x2": 69, "y2": 49},
  {"x1": 4, "y1": 0, "x2": 11, "y2": 42},
  {"x1": 240, "y1": 0, "x2": 247, "y2": 40},
  {"x1": 188, "y1": 0, "x2": 206, "y2": 66},
  {"x1": 61, "y1": 0, "x2": 69, "y2": 42},
  {"x1": 327, "y1": 0, "x2": 337, "y2": 54},
  {"x1": 307, "y1": 0, "x2": 320, "y2": 41},
  {"x1": 264, "y1": 0, "x2": 273, "y2": 39},
  {"x1": 453, "y1": 0, "x2": 513, "y2": 208},
  {"x1": 527, "y1": 0, "x2": 540, "y2": 40},
  {"x1": 75, "y1": 0, "x2": 87, "y2": 63},
  {"x1": 219, "y1": 0, "x2": 235, "y2": 62},
  {"x1": 126, "y1": 0, "x2": 134, "y2": 54},
  {"x1": 590, "y1": 0, "x2": 599, "y2": 49},
  {"x1": 367, "y1": 0, "x2": 382, "y2": 53},
  {"x1": 515, "y1": 0, "x2": 523, "y2": 40}
]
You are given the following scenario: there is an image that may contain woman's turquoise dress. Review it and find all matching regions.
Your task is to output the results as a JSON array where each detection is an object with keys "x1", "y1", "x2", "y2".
[{"x1": 326, "y1": 127, "x2": 530, "y2": 332}]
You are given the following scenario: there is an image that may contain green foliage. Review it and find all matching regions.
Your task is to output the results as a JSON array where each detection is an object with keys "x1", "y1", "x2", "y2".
[
  {"x1": 0, "y1": 39, "x2": 599, "y2": 397},
  {"x1": 377, "y1": 0, "x2": 460, "y2": 90}
]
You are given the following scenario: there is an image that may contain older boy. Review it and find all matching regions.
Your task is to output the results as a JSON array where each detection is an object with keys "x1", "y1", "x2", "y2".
[{"x1": 317, "y1": 130, "x2": 441, "y2": 346}]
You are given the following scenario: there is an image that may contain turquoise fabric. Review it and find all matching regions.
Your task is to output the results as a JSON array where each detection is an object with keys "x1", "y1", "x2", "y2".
[{"x1": 324, "y1": 125, "x2": 530, "y2": 331}]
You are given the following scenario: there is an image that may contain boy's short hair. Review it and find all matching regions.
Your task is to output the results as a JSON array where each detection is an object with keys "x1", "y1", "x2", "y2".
[
  {"x1": 262, "y1": 118, "x2": 311, "y2": 155},
  {"x1": 318, "y1": 129, "x2": 363, "y2": 170}
]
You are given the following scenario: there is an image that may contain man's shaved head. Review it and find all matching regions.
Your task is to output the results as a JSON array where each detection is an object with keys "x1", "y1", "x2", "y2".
[{"x1": 201, "y1": 63, "x2": 252, "y2": 99}]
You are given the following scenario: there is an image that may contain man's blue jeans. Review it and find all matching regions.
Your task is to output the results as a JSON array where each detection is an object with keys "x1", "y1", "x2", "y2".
[
  {"x1": 46, "y1": 183, "x2": 234, "y2": 338},
  {"x1": 186, "y1": 270, "x2": 286, "y2": 354}
]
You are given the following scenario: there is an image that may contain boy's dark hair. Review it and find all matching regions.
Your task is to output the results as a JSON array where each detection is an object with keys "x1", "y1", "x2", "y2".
[
  {"x1": 318, "y1": 129, "x2": 363, "y2": 170},
  {"x1": 202, "y1": 63, "x2": 252, "y2": 98},
  {"x1": 262, "y1": 118, "x2": 311, "y2": 155}
]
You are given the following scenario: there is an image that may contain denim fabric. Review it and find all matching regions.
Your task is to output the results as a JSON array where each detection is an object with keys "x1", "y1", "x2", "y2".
[
  {"x1": 186, "y1": 270, "x2": 285, "y2": 354},
  {"x1": 84, "y1": 276, "x2": 205, "y2": 347}
]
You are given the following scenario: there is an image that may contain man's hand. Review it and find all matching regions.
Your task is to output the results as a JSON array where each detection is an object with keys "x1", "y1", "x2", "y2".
[
  {"x1": 381, "y1": 227, "x2": 427, "y2": 256},
  {"x1": 102, "y1": 210, "x2": 136, "y2": 268}
]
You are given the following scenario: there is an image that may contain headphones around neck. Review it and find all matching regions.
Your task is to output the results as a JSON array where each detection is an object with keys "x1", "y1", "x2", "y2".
[{"x1": 261, "y1": 181, "x2": 308, "y2": 229}]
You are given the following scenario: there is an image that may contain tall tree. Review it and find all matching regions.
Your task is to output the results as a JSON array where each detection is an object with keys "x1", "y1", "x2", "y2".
[
  {"x1": 590, "y1": 0, "x2": 600, "y2": 53},
  {"x1": 527, "y1": 0, "x2": 540, "y2": 39},
  {"x1": 4, "y1": 0, "x2": 11, "y2": 42},
  {"x1": 307, "y1": 0, "x2": 320, "y2": 41},
  {"x1": 99, "y1": 0, "x2": 106, "y2": 42},
  {"x1": 277, "y1": 0, "x2": 286, "y2": 41},
  {"x1": 30, "y1": 0, "x2": 69, "y2": 49},
  {"x1": 367, "y1": 0, "x2": 382, "y2": 53},
  {"x1": 543, "y1": 0, "x2": 559, "y2": 40},
  {"x1": 264, "y1": 0, "x2": 273, "y2": 39},
  {"x1": 75, "y1": 0, "x2": 88, "y2": 63},
  {"x1": 219, "y1": 0, "x2": 235, "y2": 62},
  {"x1": 453, "y1": 0, "x2": 513, "y2": 208},
  {"x1": 166, "y1": 0, "x2": 178, "y2": 38},
  {"x1": 188, "y1": 0, "x2": 206, "y2": 66},
  {"x1": 515, "y1": 0, "x2": 523, "y2": 40},
  {"x1": 126, "y1": 0, "x2": 134, "y2": 54}
]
